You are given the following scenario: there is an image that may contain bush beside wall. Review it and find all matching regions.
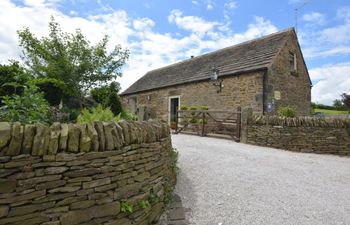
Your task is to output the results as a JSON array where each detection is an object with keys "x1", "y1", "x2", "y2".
[{"x1": 0, "y1": 120, "x2": 175, "y2": 225}]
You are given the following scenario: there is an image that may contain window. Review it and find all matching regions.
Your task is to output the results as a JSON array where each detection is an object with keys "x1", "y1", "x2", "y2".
[
  {"x1": 289, "y1": 51, "x2": 297, "y2": 75},
  {"x1": 129, "y1": 97, "x2": 137, "y2": 114}
]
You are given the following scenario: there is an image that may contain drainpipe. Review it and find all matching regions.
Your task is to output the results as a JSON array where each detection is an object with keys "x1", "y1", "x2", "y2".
[{"x1": 262, "y1": 70, "x2": 267, "y2": 115}]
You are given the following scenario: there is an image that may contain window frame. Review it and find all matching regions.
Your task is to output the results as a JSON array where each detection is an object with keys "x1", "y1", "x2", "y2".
[{"x1": 289, "y1": 51, "x2": 297, "y2": 75}]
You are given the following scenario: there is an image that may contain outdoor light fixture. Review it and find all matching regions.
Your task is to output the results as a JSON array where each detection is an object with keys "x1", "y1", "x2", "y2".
[{"x1": 211, "y1": 66, "x2": 223, "y2": 93}]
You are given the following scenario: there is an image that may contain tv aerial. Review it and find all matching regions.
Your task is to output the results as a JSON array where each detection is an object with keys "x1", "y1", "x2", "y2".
[{"x1": 294, "y1": 0, "x2": 311, "y2": 34}]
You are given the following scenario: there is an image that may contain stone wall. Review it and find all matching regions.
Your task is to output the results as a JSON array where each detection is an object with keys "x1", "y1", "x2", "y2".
[
  {"x1": 0, "y1": 121, "x2": 175, "y2": 225},
  {"x1": 243, "y1": 114, "x2": 350, "y2": 155},
  {"x1": 121, "y1": 71, "x2": 265, "y2": 122}
]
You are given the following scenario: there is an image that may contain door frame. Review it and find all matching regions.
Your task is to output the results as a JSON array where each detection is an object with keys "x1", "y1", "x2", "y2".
[{"x1": 168, "y1": 96, "x2": 181, "y2": 125}]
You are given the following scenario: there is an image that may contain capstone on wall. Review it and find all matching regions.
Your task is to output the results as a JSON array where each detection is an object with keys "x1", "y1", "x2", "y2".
[
  {"x1": 0, "y1": 121, "x2": 175, "y2": 225},
  {"x1": 121, "y1": 71, "x2": 264, "y2": 122},
  {"x1": 243, "y1": 115, "x2": 350, "y2": 155}
]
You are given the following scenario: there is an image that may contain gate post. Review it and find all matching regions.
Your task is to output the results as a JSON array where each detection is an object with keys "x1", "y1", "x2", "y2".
[{"x1": 240, "y1": 107, "x2": 253, "y2": 143}]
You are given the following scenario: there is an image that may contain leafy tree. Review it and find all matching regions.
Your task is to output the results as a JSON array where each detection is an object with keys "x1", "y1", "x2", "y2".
[
  {"x1": 333, "y1": 99, "x2": 343, "y2": 110},
  {"x1": 90, "y1": 81, "x2": 122, "y2": 115},
  {"x1": 341, "y1": 93, "x2": 350, "y2": 109},
  {"x1": 0, "y1": 84, "x2": 50, "y2": 124},
  {"x1": 0, "y1": 62, "x2": 32, "y2": 103},
  {"x1": 17, "y1": 17, "x2": 129, "y2": 100},
  {"x1": 30, "y1": 78, "x2": 66, "y2": 106}
]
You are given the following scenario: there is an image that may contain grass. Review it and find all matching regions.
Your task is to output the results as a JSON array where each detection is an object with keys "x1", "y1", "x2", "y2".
[{"x1": 314, "y1": 108, "x2": 350, "y2": 115}]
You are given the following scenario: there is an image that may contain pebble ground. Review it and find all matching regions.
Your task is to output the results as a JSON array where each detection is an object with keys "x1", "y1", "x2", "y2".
[{"x1": 172, "y1": 134, "x2": 350, "y2": 225}]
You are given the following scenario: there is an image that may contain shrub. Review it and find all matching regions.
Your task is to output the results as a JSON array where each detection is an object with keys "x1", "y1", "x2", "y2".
[
  {"x1": 90, "y1": 82, "x2": 123, "y2": 115},
  {"x1": 30, "y1": 78, "x2": 66, "y2": 106},
  {"x1": 77, "y1": 104, "x2": 120, "y2": 124},
  {"x1": 121, "y1": 202, "x2": 133, "y2": 213},
  {"x1": 170, "y1": 148, "x2": 180, "y2": 174},
  {"x1": 120, "y1": 110, "x2": 138, "y2": 121},
  {"x1": 0, "y1": 84, "x2": 50, "y2": 124},
  {"x1": 199, "y1": 105, "x2": 209, "y2": 110},
  {"x1": 138, "y1": 200, "x2": 150, "y2": 209},
  {"x1": 277, "y1": 106, "x2": 296, "y2": 118},
  {"x1": 179, "y1": 105, "x2": 188, "y2": 110}
]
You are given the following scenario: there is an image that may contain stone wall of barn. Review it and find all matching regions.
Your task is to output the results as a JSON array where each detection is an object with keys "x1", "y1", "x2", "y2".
[
  {"x1": 121, "y1": 71, "x2": 265, "y2": 122},
  {"x1": 266, "y1": 33, "x2": 312, "y2": 116},
  {"x1": 0, "y1": 121, "x2": 176, "y2": 225}
]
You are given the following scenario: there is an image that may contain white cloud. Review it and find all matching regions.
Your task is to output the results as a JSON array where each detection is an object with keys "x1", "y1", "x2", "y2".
[
  {"x1": 310, "y1": 62, "x2": 350, "y2": 104},
  {"x1": 231, "y1": 16, "x2": 278, "y2": 43},
  {"x1": 0, "y1": 0, "x2": 280, "y2": 94},
  {"x1": 206, "y1": 3, "x2": 214, "y2": 10},
  {"x1": 302, "y1": 12, "x2": 325, "y2": 25},
  {"x1": 337, "y1": 6, "x2": 350, "y2": 22},
  {"x1": 224, "y1": 0, "x2": 237, "y2": 10},
  {"x1": 299, "y1": 6, "x2": 350, "y2": 59},
  {"x1": 168, "y1": 10, "x2": 219, "y2": 36},
  {"x1": 133, "y1": 18, "x2": 155, "y2": 31}
]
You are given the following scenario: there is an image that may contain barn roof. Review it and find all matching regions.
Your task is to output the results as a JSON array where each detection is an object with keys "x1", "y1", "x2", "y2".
[{"x1": 121, "y1": 28, "x2": 295, "y2": 96}]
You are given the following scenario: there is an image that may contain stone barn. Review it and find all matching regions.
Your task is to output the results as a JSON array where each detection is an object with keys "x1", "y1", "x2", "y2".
[{"x1": 120, "y1": 28, "x2": 312, "y2": 124}]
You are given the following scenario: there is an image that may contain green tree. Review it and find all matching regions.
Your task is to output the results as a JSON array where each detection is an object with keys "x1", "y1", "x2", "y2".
[
  {"x1": 0, "y1": 61, "x2": 32, "y2": 103},
  {"x1": 17, "y1": 17, "x2": 129, "y2": 100},
  {"x1": 30, "y1": 78, "x2": 66, "y2": 106},
  {"x1": 333, "y1": 99, "x2": 343, "y2": 110},
  {"x1": 90, "y1": 81, "x2": 122, "y2": 115},
  {"x1": 0, "y1": 84, "x2": 50, "y2": 124},
  {"x1": 341, "y1": 93, "x2": 350, "y2": 109}
]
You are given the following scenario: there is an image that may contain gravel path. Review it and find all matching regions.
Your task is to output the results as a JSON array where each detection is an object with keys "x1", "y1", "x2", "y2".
[{"x1": 172, "y1": 134, "x2": 350, "y2": 225}]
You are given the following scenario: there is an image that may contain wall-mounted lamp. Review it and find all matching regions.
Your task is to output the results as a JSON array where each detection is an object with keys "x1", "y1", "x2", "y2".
[{"x1": 211, "y1": 66, "x2": 223, "y2": 93}]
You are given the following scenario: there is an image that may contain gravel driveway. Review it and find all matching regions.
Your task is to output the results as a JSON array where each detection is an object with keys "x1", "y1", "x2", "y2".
[{"x1": 172, "y1": 134, "x2": 350, "y2": 225}]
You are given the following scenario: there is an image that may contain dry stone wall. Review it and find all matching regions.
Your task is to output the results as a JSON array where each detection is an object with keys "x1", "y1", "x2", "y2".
[
  {"x1": 0, "y1": 120, "x2": 175, "y2": 225},
  {"x1": 244, "y1": 115, "x2": 350, "y2": 155}
]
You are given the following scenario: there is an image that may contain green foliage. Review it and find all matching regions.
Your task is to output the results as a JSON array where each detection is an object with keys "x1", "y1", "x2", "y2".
[
  {"x1": 190, "y1": 118, "x2": 197, "y2": 124},
  {"x1": 333, "y1": 99, "x2": 343, "y2": 110},
  {"x1": 179, "y1": 105, "x2": 188, "y2": 110},
  {"x1": 170, "y1": 148, "x2": 180, "y2": 174},
  {"x1": 0, "y1": 84, "x2": 50, "y2": 124},
  {"x1": 120, "y1": 110, "x2": 138, "y2": 121},
  {"x1": 138, "y1": 200, "x2": 150, "y2": 209},
  {"x1": 277, "y1": 106, "x2": 296, "y2": 118},
  {"x1": 106, "y1": 90, "x2": 123, "y2": 116},
  {"x1": 17, "y1": 17, "x2": 129, "y2": 98},
  {"x1": 311, "y1": 102, "x2": 337, "y2": 110},
  {"x1": 121, "y1": 202, "x2": 133, "y2": 213},
  {"x1": 341, "y1": 93, "x2": 350, "y2": 109},
  {"x1": 164, "y1": 183, "x2": 174, "y2": 204},
  {"x1": 148, "y1": 190, "x2": 159, "y2": 204},
  {"x1": 77, "y1": 104, "x2": 120, "y2": 124},
  {"x1": 189, "y1": 106, "x2": 197, "y2": 110},
  {"x1": 199, "y1": 105, "x2": 209, "y2": 110},
  {"x1": 30, "y1": 78, "x2": 66, "y2": 106},
  {"x1": 90, "y1": 82, "x2": 122, "y2": 115},
  {"x1": 0, "y1": 62, "x2": 32, "y2": 103}
]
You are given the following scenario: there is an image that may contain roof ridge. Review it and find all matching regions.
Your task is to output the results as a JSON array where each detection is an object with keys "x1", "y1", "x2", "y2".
[{"x1": 146, "y1": 27, "x2": 295, "y2": 74}]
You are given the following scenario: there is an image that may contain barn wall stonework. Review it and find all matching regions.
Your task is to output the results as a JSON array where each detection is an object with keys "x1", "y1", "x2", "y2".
[
  {"x1": 265, "y1": 34, "x2": 311, "y2": 116},
  {"x1": 121, "y1": 71, "x2": 264, "y2": 122}
]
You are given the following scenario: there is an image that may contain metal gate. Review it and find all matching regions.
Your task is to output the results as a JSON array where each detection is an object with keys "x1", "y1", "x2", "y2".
[{"x1": 174, "y1": 107, "x2": 241, "y2": 142}]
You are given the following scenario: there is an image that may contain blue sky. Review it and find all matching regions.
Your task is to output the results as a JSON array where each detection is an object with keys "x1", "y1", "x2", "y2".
[{"x1": 1, "y1": 0, "x2": 350, "y2": 105}]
